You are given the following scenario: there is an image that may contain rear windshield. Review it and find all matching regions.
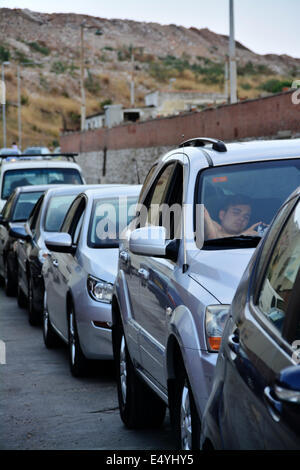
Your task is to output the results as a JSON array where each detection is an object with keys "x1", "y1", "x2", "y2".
[
  {"x1": 88, "y1": 196, "x2": 138, "y2": 248},
  {"x1": 44, "y1": 194, "x2": 78, "y2": 232},
  {"x1": 2, "y1": 168, "x2": 83, "y2": 200},
  {"x1": 197, "y1": 159, "x2": 300, "y2": 245},
  {"x1": 12, "y1": 191, "x2": 44, "y2": 222}
]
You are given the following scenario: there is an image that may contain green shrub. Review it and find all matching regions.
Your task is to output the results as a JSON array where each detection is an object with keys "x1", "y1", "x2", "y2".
[
  {"x1": 260, "y1": 79, "x2": 292, "y2": 93},
  {"x1": 28, "y1": 41, "x2": 50, "y2": 56},
  {"x1": 0, "y1": 45, "x2": 10, "y2": 62},
  {"x1": 51, "y1": 61, "x2": 67, "y2": 74}
]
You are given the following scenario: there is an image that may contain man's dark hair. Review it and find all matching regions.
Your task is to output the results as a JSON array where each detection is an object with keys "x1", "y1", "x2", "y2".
[{"x1": 221, "y1": 194, "x2": 252, "y2": 212}]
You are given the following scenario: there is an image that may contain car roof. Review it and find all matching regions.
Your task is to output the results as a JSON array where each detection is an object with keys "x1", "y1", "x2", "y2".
[
  {"x1": 82, "y1": 184, "x2": 142, "y2": 199},
  {"x1": 167, "y1": 138, "x2": 300, "y2": 168},
  {"x1": 44, "y1": 184, "x2": 122, "y2": 198},
  {"x1": 14, "y1": 184, "x2": 68, "y2": 194},
  {"x1": 0, "y1": 160, "x2": 82, "y2": 170}
]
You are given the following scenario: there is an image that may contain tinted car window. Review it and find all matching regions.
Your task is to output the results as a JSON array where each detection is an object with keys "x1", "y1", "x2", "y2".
[
  {"x1": 88, "y1": 196, "x2": 138, "y2": 248},
  {"x1": 257, "y1": 201, "x2": 300, "y2": 334},
  {"x1": 198, "y1": 159, "x2": 300, "y2": 241},
  {"x1": 2, "y1": 168, "x2": 83, "y2": 199},
  {"x1": 12, "y1": 191, "x2": 44, "y2": 222},
  {"x1": 44, "y1": 194, "x2": 77, "y2": 232}
]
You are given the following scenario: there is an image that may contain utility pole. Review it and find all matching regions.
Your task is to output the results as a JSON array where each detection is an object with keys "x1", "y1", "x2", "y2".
[
  {"x1": 17, "y1": 66, "x2": 22, "y2": 150},
  {"x1": 1, "y1": 61, "x2": 10, "y2": 148},
  {"x1": 130, "y1": 48, "x2": 135, "y2": 107},
  {"x1": 80, "y1": 22, "x2": 86, "y2": 131},
  {"x1": 229, "y1": 0, "x2": 237, "y2": 103}
]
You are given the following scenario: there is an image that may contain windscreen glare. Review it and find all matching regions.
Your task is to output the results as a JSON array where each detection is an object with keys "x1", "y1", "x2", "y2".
[
  {"x1": 12, "y1": 191, "x2": 44, "y2": 222},
  {"x1": 197, "y1": 159, "x2": 300, "y2": 242},
  {"x1": 88, "y1": 196, "x2": 138, "y2": 248},
  {"x1": 2, "y1": 168, "x2": 83, "y2": 199}
]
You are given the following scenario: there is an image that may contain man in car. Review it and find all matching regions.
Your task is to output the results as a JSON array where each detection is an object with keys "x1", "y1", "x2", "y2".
[{"x1": 204, "y1": 194, "x2": 265, "y2": 240}]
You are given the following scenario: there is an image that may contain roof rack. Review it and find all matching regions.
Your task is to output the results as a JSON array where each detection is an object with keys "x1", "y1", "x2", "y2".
[
  {"x1": 179, "y1": 137, "x2": 227, "y2": 153},
  {"x1": 0, "y1": 153, "x2": 78, "y2": 162}
]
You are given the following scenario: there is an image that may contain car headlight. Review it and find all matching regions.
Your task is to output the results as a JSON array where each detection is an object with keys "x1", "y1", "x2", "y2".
[
  {"x1": 205, "y1": 305, "x2": 230, "y2": 352},
  {"x1": 87, "y1": 275, "x2": 113, "y2": 303}
]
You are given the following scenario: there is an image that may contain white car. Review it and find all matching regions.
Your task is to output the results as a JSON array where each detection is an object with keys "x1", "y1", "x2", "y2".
[{"x1": 0, "y1": 158, "x2": 85, "y2": 211}]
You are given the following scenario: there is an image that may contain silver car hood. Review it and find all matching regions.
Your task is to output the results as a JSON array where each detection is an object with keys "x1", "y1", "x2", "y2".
[
  {"x1": 189, "y1": 248, "x2": 255, "y2": 304},
  {"x1": 83, "y1": 247, "x2": 119, "y2": 284}
]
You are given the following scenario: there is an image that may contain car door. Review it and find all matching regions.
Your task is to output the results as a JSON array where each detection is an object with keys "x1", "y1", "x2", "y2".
[
  {"x1": 18, "y1": 196, "x2": 44, "y2": 295},
  {"x1": 221, "y1": 196, "x2": 300, "y2": 449},
  {"x1": 0, "y1": 193, "x2": 15, "y2": 276},
  {"x1": 119, "y1": 164, "x2": 157, "y2": 362},
  {"x1": 47, "y1": 196, "x2": 86, "y2": 338},
  {"x1": 136, "y1": 162, "x2": 183, "y2": 388}
]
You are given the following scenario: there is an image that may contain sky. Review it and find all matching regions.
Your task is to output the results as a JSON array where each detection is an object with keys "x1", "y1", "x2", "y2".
[{"x1": 3, "y1": 0, "x2": 300, "y2": 58}]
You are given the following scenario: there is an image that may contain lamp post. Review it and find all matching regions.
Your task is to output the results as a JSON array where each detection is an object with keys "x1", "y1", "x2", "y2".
[
  {"x1": 1, "y1": 61, "x2": 10, "y2": 148},
  {"x1": 80, "y1": 22, "x2": 103, "y2": 131},
  {"x1": 17, "y1": 62, "x2": 42, "y2": 151},
  {"x1": 229, "y1": 0, "x2": 237, "y2": 104}
]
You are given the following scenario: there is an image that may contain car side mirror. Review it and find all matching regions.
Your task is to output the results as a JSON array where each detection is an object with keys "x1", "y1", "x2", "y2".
[
  {"x1": 129, "y1": 226, "x2": 178, "y2": 261},
  {"x1": 274, "y1": 365, "x2": 300, "y2": 404},
  {"x1": 9, "y1": 226, "x2": 31, "y2": 241},
  {"x1": 45, "y1": 232, "x2": 76, "y2": 254}
]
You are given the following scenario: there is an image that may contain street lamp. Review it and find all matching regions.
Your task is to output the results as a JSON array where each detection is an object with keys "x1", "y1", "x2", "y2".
[
  {"x1": 80, "y1": 22, "x2": 103, "y2": 131},
  {"x1": 229, "y1": 0, "x2": 237, "y2": 103},
  {"x1": 1, "y1": 61, "x2": 10, "y2": 148},
  {"x1": 17, "y1": 61, "x2": 42, "y2": 151}
]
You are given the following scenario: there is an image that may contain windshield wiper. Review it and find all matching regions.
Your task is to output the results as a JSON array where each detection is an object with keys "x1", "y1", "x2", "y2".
[{"x1": 203, "y1": 235, "x2": 262, "y2": 249}]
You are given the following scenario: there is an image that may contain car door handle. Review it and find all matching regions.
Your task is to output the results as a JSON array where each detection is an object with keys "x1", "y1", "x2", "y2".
[
  {"x1": 138, "y1": 268, "x2": 149, "y2": 281},
  {"x1": 52, "y1": 259, "x2": 59, "y2": 268},
  {"x1": 119, "y1": 251, "x2": 129, "y2": 263},
  {"x1": 264, "y1": 386, "x2": 282, "y2": 422},
  {"x1": 228, "y1": 333, "x2": 240, "y2": 354}
]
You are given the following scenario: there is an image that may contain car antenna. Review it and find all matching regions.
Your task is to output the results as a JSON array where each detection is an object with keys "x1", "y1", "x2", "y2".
[{"x1": 181, "y1": 134, "x2": 189, "y2": 274}]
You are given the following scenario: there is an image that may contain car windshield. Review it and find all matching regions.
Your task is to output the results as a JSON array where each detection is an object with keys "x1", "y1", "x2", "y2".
[
  {"x1": 88, "y1": 196, "x2": 138, "y2": 248},
  {"x1": 2, "y1": 168, "x2": 83, "y2": 200},
  {"x1": 44, "y1": 194, "x2": 78, "y2": 232},
  {"x1": 24, "y1": 147, "x2": 49, "y2": 155},
  {"x1": 12, "y1": 191, "x2": 44, "y2": 222},
  {"x1": 197, "y1": 159, "x2": 300, "y2": 247}
]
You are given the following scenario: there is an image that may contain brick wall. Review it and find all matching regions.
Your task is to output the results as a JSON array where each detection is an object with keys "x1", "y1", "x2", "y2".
[{"x1": 61, "y1": 90, "x2": 300, "y2": 184}]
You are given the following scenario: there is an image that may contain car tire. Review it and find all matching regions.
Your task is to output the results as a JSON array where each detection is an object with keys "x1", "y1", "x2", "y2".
[
  {"x1": 17, "y1": 281, "x2": 27, "y2": 308},
  {"x1": 43, "y1": 294, "x2": 59, "y2": 348},
  {"x1": 172, "y1": 363, "x2": 201, "y2": 450},
  {"x1": 28, "y1": 276, "x2": 41, "y2": 326},
  {"x1": 68, "y1": 304, "x2": 88, "y2": 377},
  {"x1": 114, "y1": 318, "x2": 166, "y2": 429},
  {"x1": 4, "y1": 259, "x2": 15, "y2": 297}
]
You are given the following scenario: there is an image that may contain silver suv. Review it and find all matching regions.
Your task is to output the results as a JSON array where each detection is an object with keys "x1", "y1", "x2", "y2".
[{"x1": 111, "y1": 137, "x2": 300, "y2": 449}]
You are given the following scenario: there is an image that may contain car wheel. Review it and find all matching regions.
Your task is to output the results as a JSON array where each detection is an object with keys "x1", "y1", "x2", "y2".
[
  {"x1": 43, "y1": 294, "x2": 59, "y2": 348},
  {"x1": 114, "y1": 318, "x2": 166, "y2": 429},
  {"x1": 4, "y1": 260, "x2": 14, "y2": 297},
  {"x1": 173, "y1": 364, "x2": 201, "y2": 450},
  {"x1": 28, "y1": 276, "x2": 41, "y2": 326},
  {"x1": 68, "y1": 305, "x2": 88, "y2": 377},
  {"x1": 17, "y1": 280, "x2": 27, "y2": 308}
]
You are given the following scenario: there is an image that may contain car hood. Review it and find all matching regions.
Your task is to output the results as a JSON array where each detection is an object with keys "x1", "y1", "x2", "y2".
[
  {"x1": 188, "y1": 248, "x2": 255, "y2": 304},
  {"x1": 82, "y1": 247, "x2": 119, "y2": 285}
]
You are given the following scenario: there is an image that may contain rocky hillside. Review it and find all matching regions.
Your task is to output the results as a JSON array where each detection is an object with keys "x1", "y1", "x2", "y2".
[{"x1": 1, "y1": 7, "x2": 299, "y2": 149}]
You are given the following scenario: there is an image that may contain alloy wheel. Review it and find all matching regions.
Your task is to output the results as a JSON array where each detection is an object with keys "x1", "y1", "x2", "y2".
[
  {"x1": 119, "y1": 335, "x2": 127, "y2": 404},
  {"x1": 180, "y1": 383, "x2": 192, "y2": 450}
]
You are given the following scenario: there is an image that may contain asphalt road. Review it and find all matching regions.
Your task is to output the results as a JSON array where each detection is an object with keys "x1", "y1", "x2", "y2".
[{"x1": 0, "y1": 286, "x2": 175, "y2": 450}]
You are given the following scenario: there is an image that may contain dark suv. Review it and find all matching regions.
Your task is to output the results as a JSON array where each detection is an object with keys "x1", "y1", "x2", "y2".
[{"x1": 200, "y1": 186, "x2": 300, "y2": 450}]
